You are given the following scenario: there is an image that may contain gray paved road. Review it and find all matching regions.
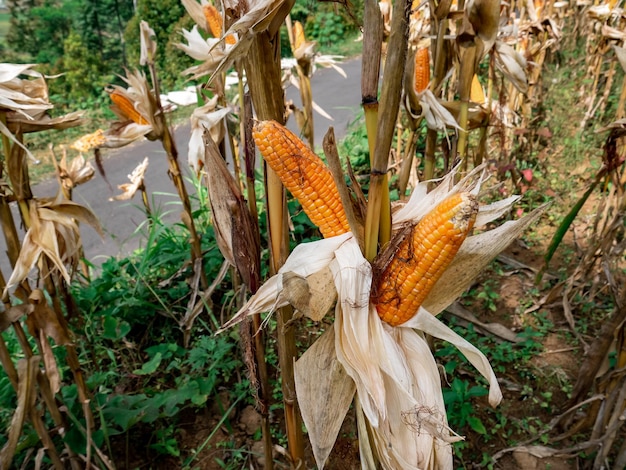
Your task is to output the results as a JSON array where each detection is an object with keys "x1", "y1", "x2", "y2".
[{"x1": 8, "y1": 56, "x2": 363, "y2": 271}]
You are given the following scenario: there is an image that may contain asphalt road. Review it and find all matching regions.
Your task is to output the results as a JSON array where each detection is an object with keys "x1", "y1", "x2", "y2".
[{"x1": 14, "y1": 56, "x2": 363, "y2": 271}]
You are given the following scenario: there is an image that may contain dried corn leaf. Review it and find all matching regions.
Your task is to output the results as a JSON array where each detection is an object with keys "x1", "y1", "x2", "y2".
[
  {"x1": 110, "y1": 157, "x2": 149, "y2": 201},
  {"x1": 494, "y1": 41, "x2": 529, "y2": 93},
  {"x1": 139, "y1": 20, "x2": 157, "y2": 66},
  {"x1": 294, "y1": 328, "x2": 356, "y2": 470},
  {"x1": 613, "y1": 45, "x2": 626, "y2": 73},
  {"x1": 466, "y1": 0, "x2": 501, "y2": 54},
  {"x1": 39, "y1": 329, "x2": 61, "y2": 393},
  {"x1": 5, "y1": 111, "x2": 83, "y2": 134},
  {"x1": 58, "y1": 153, "x2": 95, "y2": 190},
  {"x1": 203, "y1": 131, "x2": 260, "y2": 293},
  {"x1": 5, "y1": 195, "x2": 103, "y2": 293},
  {"x1": 0, "y1": 304, "x2": 33, "y2": 332},
  {"x1": 0, "y1": 356, "x2": 39, "y2": 467}
]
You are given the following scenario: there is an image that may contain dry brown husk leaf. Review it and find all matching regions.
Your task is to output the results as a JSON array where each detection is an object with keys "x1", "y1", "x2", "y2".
[
  {"x1": 282, "y1": 266, "x2": 336, "y2": 321},
  {"x1": 0, "y1": 304, "x2": 33, "y2": 332},
  {"x1": 110, "y1": 157, "x2": 149, "y2": 201},
  {"x1": 5, "y1": 194, "x2": 103, "y2": 293},
  {"x1": 203, "y1": 131, "x2": 260, "y2": 293},
  {"x1": 6, "y1": 111, "x2": 83, "y2": 134},
  {"x1": 0, "y1": 356, "x2": 39, "y2": 467},
  {"x1": 294, "y1": 327, "x2": 356, "y2": 470}
]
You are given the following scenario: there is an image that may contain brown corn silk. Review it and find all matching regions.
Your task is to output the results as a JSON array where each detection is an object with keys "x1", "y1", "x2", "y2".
[
  {"x1": 109, "y1": 91, "x2": 148, "y2": 125},
  {"x1": 371, "y1": 192, "x2": 479, "y2": 326},
  {"x1": 253, "y1": 120, "x2": 350, "y2": 239}
]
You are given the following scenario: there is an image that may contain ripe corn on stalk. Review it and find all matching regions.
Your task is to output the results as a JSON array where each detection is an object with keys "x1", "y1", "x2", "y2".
[
  {"x1": 253, "y1": 120, "x2": 350, "y2": 238},
  {"x1": 203, "y1": 4, "x2": 236, "y2": 45},
  {"x1": 109, "y1": 90, "x2": 148, "y2": 125},
  {"x1": 414, "y1": 46, "x2": 430, "y2": 93},
  {"x1": 372, "y1": 192, "x2": 478, "y2": 326}
]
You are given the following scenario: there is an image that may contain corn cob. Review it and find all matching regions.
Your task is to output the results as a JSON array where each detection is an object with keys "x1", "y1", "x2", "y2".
[
  {"x1": 203, "y1": 4, "x2": 236, "y2": 45},
  {"x1": 414, "y1": 47, "x2": 430, "y2": 93},
  {"x1": 371, "y1": 192, "x2": 478, "y2": 326},
  {"x1": 470, "y1": 74, "x2": 485, "y2": 105},
  {"x1": 253, "y1": 120, "x2": 350, "y2": 238},
  {"x1": 109, "y1": 90, "x2": 148, "y2": 125},
  {"x1": 293, "y1": 21, "x2": 306, "y2": 50},
  {"x1": 71, "y1": 129, "x2": 106, "y2": 153}
]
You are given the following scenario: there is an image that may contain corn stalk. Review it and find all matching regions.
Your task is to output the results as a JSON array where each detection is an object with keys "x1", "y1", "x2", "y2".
[
  {"x1": 243, "y1": 10, "x2": 305, "y2": 467},
  {"x1": 364, "y1": 0, "x2": 411, "y2": 261}
]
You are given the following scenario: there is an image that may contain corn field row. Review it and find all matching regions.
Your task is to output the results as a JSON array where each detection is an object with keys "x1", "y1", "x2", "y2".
[{"x1": 0, "y1": 0, "x2": 625, "y2": 468}]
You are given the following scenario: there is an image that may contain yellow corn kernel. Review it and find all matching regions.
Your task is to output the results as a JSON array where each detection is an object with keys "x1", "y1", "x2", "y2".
[
  {"x1": 414, "y1": 47, "x2": 430, "y2": 93},
  {"x1": 253, "y1": 120, "x2": 350, "y2": 238},
  {"x1": 293, "y1": 21, "x2": 305, "y2": 50},
  {"x1": 470, "y1": 74, "x2": 485, "y2": 105},
  {"x1": 109, "y1": 91, "x2": 148, "y2": 125},
  {"x1": 203, "y1": 4, "x2": 236, "y2": 45},
  {"x1": 371, "y1": 192, "x2": 478, "y2": 326}
]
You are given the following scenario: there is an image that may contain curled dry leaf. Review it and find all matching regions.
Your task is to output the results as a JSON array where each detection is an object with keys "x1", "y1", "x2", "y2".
[
  {"x1": 5, "y1": 194, "x2": 103, "y2": 294},
  {"x1": 139, "y1": 20, "x2": 157, "y2": 66},
  {"x1": 188, "y1": 97, "x2": 230, "y2": 173},
  {"x1": 0, "y1": 304, "x2": 33, "y2": 332},
  {"x1": 110, "y1": 157, "x2": 149, "y2": 201},
  {"x1": 0, "y1": 356, "x2": 39, "y2": 467},
  {"x1": 494, "y1": 41, "x2": 529, "y2": 93},
  {"x1": 57, "y1": 152, "x2": 95, "y2": 191},
  {"x1": 0, "y1": 63, "x2": 82, "y2": 161},
  {"x1": 203, "y1": 132, "x2": 260, "y2": 293}
]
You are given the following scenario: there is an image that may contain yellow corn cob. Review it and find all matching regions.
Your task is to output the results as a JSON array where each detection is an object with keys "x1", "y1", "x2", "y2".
[
  {"x1": 371, "y1": 192, "x2": 478, "y2": 326},
  {"x1": 203, "y1": 4, "x2": 236, "y2": 45},
  {"x1": 293, "y1": 21, "x2": 306, "y2": 50},
  {"x1": 470, "y1": 74, "x2": 485, "y2": 105},
  {"x1": 71, "y1": 129, "x2": 106, "y2": 152},
  {"x1": 110, "y1": 91, "x2": 148, "y2": 125},
  {"x1": 414, "y1": 47, "x2": 430, "y2": 93},
  {"x1": 253, "y1": 120, "x2": 350, "y2": 238}
]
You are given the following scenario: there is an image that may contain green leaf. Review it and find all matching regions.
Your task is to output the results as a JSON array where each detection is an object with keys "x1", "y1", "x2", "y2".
[
  {"x1": 541, "y1": 175, "x2": 601, "y2": 276},
  {"x1": 468, "y1": 416, "x2": 487, "y2": 435},
  {"x1": 102, "y1": 316, "x2": 131, "y2": 340},
  {"x1": 134, "y1": 352, "x2": 163, "y2": 375}
]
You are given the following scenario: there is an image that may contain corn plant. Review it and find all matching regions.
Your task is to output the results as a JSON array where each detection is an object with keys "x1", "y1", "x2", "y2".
[{"x1": 0, "y1": 64, "x2": 110, "y2": 469}]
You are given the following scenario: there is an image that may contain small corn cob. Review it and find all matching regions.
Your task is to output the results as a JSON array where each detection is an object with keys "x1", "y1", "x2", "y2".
[
  {"x1": 470, "y1": 74, "x2": 486, "y2": 105},
  {"x1": 371, "y1": 192, "x2": 478, "y2": 326},
  {"x1": 110, "y1": 91, "x2": 148, "y2": 125},
  {"x1": 414, "y1": 47, "x2": 430, "y2": 93},
  {"x1": 203, "y1": 4, "x2": 236, "y2": 45},
  {"x1": 71, "y1": 129, "x2": 106, "y2": 153},
  {"x1": 253, "y1": 120, "x2": 350, "y2": 238},
  {"x1": 293, "y1": 21, "x2": 306, "y2": 50}
]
